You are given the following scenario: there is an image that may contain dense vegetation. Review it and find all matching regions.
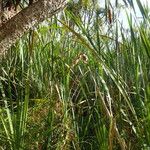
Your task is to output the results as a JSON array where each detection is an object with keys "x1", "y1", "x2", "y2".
[{"x1": 0, "y1": 0, "x2": 150, "y2": 149}]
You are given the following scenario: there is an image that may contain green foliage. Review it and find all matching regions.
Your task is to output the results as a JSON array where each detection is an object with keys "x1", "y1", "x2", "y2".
[{"x1": 0, "y1": 0, "x2": 150, "y2": 149}]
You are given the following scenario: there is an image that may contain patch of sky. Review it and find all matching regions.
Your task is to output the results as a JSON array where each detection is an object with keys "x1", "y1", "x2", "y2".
[{"x1": 98, "y1": 0, "x2": 149, "y2": 28}]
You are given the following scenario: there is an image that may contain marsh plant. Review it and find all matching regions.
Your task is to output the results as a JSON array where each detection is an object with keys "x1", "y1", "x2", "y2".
[{"x1": 0, "y1": 0, "x2": 150, "y2": 149}]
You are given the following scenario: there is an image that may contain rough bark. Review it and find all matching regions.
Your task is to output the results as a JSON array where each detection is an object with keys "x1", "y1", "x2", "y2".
[{"x1": 0, "y1": 0, "x2": 66, "y2": 57}]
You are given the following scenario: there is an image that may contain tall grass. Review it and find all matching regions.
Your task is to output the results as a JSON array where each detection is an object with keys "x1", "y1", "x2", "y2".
[{"x1": 0, "y1": 0, "x2": 150, "y2": 149}]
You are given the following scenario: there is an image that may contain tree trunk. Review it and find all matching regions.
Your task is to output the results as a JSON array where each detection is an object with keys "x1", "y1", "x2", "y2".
[{"x1": 0, "y1": 0, "x2": 66, "y2": 57}]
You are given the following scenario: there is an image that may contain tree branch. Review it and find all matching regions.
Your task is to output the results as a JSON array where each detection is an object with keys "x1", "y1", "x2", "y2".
[{"x1": 0, "y1": 0, "x2": 66, "y2": 57}]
